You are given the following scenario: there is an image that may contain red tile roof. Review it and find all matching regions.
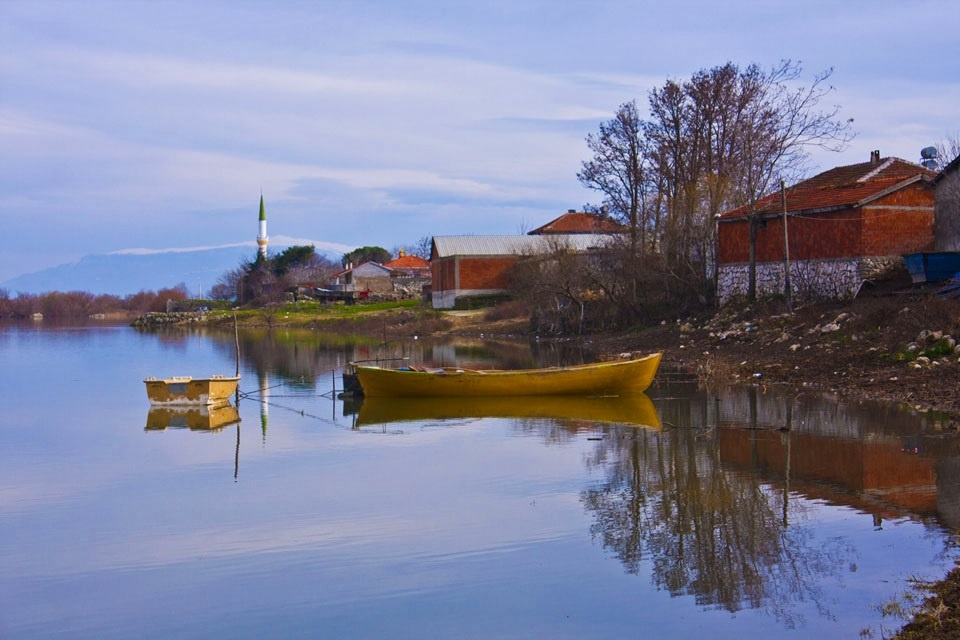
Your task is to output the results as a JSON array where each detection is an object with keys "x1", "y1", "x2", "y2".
[
  {"x1": 528, "y1": 211, "x2": 628, "y2": 235},
  {"x1": 718, "y1": 157, "x2": 936, "y2": 220},
  {"x1": 384, "y1": 253, "x2": 430, "y2": 270}
]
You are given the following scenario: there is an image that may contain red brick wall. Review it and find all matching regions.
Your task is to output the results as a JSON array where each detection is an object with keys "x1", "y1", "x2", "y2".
[
  {"x1": 431, "y1": 258, "x2": 458, "y2": 293},
  {"x1": 861, "y1": 186, "x2": 935, "y2": 255},
  {"x1": 718, "y1": 185, "x2": 934, "y2": 264},
  {"x1": 718, "y1": 212, "x2": 860, "y2": 263},
  {"x1": 459, "y1": 256, "x2": 518, "y2": 290}
]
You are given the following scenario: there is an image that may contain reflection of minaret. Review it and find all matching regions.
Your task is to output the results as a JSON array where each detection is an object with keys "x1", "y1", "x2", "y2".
[
  {"x1": 258, "y1": 370, "x2": 270, "y2": 442},
  {"x1": 257, "y1": 194, "x2": 269, "y2": 258}
]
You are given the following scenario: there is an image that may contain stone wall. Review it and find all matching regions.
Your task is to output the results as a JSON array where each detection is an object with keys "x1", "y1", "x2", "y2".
[
  {"x1": 935, "y1": 167, "x2": 960, "y2": 251},
  {"x1": 717, "y1": 256, "x2": 903, "y2": 305}
]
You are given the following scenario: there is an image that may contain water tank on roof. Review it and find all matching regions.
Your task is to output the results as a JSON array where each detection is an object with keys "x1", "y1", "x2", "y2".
[{"x1": 920, "y1": 146, "x2": 939, "y2": 170}]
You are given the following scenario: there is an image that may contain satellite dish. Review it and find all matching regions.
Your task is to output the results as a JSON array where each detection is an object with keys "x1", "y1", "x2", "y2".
[{"x1": 921, "y1": 146, "x2": 938, "y2": 159}]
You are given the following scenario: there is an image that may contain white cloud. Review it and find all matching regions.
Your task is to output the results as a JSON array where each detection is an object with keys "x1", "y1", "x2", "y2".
[{"x1": 2, "y1": 0, "x2": 959, "y2": 282}]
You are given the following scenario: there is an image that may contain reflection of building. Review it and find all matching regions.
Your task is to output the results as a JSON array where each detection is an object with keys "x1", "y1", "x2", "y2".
[{"x1": 708, "y1": 388, "x2": 960, "y2": 524}]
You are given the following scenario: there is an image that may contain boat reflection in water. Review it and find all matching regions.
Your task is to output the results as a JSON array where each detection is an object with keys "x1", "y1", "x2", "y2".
[
  {"x1": 145, "y1": 403, "x2": 241, "y2": 432},
  {"x1": 355, "y1": 393, "x2": 661, "y2": 430}
]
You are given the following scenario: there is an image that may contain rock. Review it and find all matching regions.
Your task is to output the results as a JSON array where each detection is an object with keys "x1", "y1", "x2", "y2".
[
  {"x1": 789, "y1": 344, "x2": 802, "y2": 351},
  {"x1": 821, "y1": 323, "x2": 840, "y2": 333}
]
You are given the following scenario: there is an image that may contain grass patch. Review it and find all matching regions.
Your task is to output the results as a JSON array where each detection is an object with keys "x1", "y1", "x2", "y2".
[
  {"x1": 213, "y1": 299, "x2": 421, "y2": 323},
  {"x1": 922, "y1": 338, "x2": 956, "y2": 359}
]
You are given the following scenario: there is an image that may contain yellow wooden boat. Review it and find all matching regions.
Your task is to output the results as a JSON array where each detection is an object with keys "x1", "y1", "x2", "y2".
[
  {"x1": 355, "y1": 353, "x2": 661, "y2": 397},
  {"x1": 143, "y1": 375, "x2": 241, "y2": 406},
  {"x1": 356, "y1": 393, "x2": 660, "y2": 429}
]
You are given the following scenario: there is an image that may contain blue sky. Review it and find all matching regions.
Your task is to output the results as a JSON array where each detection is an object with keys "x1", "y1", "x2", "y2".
[{"x1": 2, "y1": 0, "x2": 958, "y2": 283}]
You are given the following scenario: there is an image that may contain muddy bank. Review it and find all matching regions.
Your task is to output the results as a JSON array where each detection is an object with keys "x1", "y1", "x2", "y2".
[{"x1": 444, "y1": 296, "x2": 960, "y2": 422}]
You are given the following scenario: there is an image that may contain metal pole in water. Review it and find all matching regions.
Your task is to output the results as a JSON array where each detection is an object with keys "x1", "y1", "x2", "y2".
[{"x1": 234, "y1": 313, "x2": 241, "y2": 406}]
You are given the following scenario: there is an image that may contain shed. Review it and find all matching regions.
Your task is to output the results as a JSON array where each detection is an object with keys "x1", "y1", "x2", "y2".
[{"x1": 430, "y1": 234, "x2": 612, "y2": 309}]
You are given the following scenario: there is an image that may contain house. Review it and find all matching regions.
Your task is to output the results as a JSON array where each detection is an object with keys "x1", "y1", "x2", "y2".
[
  {"x1": 330, "y1": 261, "x2": 394, "y2": 294},
  {"x1": 933, "y1": 153, "x2": 960, "y2": 251},
  {"x1": 383, "y1": 250, "x2": 430, "y2": 277},
  {"x1": 383, "y1": 250, "x2": 432, "y2": 295},
  {"x1": 430, "y1": 234, "x2": 614, "y2": 309},
  {"x1": 716, "y1": 152, "x2": 937, "y2": 304},
  {"x1": 528, "y1": 210, "x2": 628, "y2": 235}
]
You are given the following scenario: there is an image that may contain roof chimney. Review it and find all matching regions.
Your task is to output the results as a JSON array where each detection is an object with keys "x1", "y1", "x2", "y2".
[{"x1": 870, "y1": 150, "x2": 880, "y2": 164}]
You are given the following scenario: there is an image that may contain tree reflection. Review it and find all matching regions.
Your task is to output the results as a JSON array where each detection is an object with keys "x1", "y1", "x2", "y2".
[{"x1": 581, "y1": 394, "x2": 853, "y2": 626}]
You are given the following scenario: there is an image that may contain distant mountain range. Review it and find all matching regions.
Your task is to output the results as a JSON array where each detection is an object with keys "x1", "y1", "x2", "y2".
[{"x1": 1, "y1": 245, "x2": 330, "y2": 296}]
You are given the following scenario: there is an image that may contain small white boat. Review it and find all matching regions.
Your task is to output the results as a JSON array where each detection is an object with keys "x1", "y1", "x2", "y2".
[{"x1": 143, "y1": 375, "x2": 240, "y2": 406}]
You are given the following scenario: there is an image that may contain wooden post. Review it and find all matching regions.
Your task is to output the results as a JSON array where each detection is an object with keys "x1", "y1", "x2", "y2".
[{"x1": 781, "y1": 180, "x2": 793, "y2": 313}]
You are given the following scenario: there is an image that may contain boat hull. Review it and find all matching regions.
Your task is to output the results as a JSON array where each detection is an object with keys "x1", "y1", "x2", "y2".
[
  {"x1": 356, "y1": 353, "x2": 661, "y2": 398},
  {"x1": 143, "y1": 376, "x2": 241, "y2": 406}
]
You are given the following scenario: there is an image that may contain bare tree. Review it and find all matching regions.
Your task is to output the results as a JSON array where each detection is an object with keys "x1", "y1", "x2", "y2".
[
  {"x1": 578, "y1": 101, "x2": 653, "y2": 253},
  {"x1": 929, "y1": 132, "x2": 960, "y2": 170},
  {"x1": 411, "y1": 236, "x2": 433, "y2": 259},
  {"x1": 578, "y1": 60, "x2": 853, "y2": 317},
  {"x1": 578, "y1": 101, "x2": 652, "y2": 280},
  {"x1": 733, "y1": 61, "x2": 854, "y2": 301}
]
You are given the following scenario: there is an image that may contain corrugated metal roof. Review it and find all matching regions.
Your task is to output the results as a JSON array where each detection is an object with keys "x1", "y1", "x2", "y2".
[{"x1": 432, "y1": 234, "x2": 614, "y2": 258}]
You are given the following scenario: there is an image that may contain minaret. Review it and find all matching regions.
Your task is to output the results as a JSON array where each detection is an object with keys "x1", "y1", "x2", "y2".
[{"x1": 257, "y1": 194, "x2": 269, "y2": 258}]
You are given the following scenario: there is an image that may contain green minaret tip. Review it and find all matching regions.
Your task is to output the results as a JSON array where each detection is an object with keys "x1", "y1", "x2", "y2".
[{"x1": 259, "y1": 194, "x2": 266, "y2": 221}]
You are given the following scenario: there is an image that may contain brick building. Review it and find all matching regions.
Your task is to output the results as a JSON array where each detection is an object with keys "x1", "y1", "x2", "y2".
[
  {"x1": 430, "y1": 234, "x2": 614, "y2": 309},
  {"x1": 716, "y1": 152, "x2": 936, "y2": 303},
  {"x1": 430, "y1": 210, "x2": 625, "y2": 309}
]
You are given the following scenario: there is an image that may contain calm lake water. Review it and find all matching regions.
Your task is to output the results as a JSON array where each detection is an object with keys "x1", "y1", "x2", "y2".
[{"x1": 2, "y1": 323, "x2": 959, "y2": 639}]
